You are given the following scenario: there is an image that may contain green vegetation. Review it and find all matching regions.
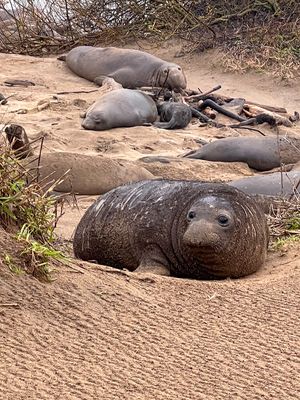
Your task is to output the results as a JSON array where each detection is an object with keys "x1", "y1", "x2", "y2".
[
  {"x1": 268, "y1": 198, "x2": 300, "y2": 250},
  {"x1": 0, "y1": 0, "x2": 299, "y2": 78},
  {"x1": 0, "y1": 144, "x2": 66, "y2": 281}
]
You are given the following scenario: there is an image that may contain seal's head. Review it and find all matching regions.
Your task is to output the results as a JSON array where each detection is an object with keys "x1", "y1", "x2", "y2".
[
  {"x1": 81, "y1": 111, "x2": 108, "y2": 131},
  {"x1": 177, "y1": 185, "x2": 269, "y2": 279},
  {"x1": 157, "y1": 63, "x2": 187, "y2": 90}
]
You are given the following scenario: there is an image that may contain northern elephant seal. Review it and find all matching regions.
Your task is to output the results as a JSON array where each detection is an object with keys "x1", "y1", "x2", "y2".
[
  {"x1": 184, "y1": 136, "x2": 300, "y2": 171},
  {"x1": 81, "y1": 89, "x2": 158, "y2": 131},
  {"x1": 154, "y1": 101, "x2": 192, "y2": 129},
  {"x1": 26, "y1": 152, "x2": 154, "y2": 195},
  {"x1": 73, "y1": 180, "x2": 269, "y2": 279},
  {"x1": 230, "y1": 170, "x2": 300, "y2": 197},
  {"x1": 63, "y1": 46, "x2": 187, "y2": 90}
]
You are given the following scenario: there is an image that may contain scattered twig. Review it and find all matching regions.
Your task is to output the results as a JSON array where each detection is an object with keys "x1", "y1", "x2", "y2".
[
  {"x1": 4, "y1": 79, "x2": 35, "y2": 87},
  {"x1": 0, "y1": 303, "x2": 20, "y2": 307},
  {"x1": 56, "y1": 89, "x2": 99, "y2": 95},
  {"x1": 185, "y1": 85, "x2": 222, "y2": 101}
]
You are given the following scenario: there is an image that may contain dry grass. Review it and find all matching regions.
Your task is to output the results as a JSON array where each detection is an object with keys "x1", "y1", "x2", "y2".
[
  {"x1": 0, "y1": 1, "x2": 299, "y2": 78},
  {"x1": 0, "y1": 138, "x2": 66, "y2": 281}
]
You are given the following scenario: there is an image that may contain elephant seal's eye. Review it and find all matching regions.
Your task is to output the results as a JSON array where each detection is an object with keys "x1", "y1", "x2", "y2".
[
  {"x1": 187, "y1": 211, "x2": 196, "y2": 220},
  {"x1": 218, "y1": 215, "x2": 229, "y2": 226}
]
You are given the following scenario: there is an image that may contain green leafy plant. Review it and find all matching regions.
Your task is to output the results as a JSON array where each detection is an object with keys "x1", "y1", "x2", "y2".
[{"x1": 0, "y1": 142, "x2": 66, "y2": 281}]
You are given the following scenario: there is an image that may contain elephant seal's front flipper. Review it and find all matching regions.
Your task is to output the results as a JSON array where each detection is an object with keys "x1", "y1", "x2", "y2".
[{"x1": 135, "y1": 245, "x2": 171, "y2": 276}]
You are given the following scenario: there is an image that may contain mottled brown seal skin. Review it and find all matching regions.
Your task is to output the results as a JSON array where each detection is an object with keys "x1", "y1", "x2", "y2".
[
  {"x1": 4, "y1": 124, "x2": 33, "y2": 159},
  {"x1": 184, "y1": 136, "x2": 300, "y2": 171},
  {"x1": 73, "y1": 180, "x2": 269, "y2": 280},
  {"x1": 154, "y1": 101, "x2": 192, "y2": 129},
  {"x1": 82, "y1": 89, "x2": 158, "y2": 131},
  {"x1": 26, "y1": 152, "x2": 154, "y2": 195},
  {"x1": 64, "y1": 46, "x2": 187, "y2": 90}
]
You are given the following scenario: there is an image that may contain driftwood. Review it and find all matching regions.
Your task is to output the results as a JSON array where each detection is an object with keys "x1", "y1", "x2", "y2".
[
  {"x1": 4, "y1": 79, "x2": 35, "y2": 87},
  {"x1": 185, "y1": 85, "x2": 222, "y2": 102},
  {"x1": 244, "y1": 104, "x2": 293, "y2": 127},
  {"x1": 56, "y1": 89, "x2": 99, "y2": 95},
  {"x1": 0, "y1": 92, "x2": 7, "y2": 104},
  {"x1": 244, "y1": 101, "x2": 287, "y2": 114},
  {"x1": 190, "y1": 107, "x2": 224, "y2": 127},
  {"x1": 195, "y1": 93, "x2": 289, "y2": 116},
  {"x1": 201, "y1": 107, "x2": 217, "y2": 119},
  {"x1": 198, "y1": 99, "x2": 247, "y2": 122}
]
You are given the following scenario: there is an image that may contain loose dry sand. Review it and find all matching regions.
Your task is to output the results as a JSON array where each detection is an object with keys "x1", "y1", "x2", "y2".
[{"x1": 0, "y1": 43, "x2": 299, "y2": 399}]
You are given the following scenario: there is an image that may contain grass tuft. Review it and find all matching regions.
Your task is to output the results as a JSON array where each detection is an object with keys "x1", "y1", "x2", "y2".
[{"x1": 0, "y1": 140, "x2": 66, "y2": 281}]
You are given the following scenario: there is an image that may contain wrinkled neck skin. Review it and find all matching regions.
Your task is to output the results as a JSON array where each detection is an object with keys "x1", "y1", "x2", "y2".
[{"x1": 172, "y1": 219, "x2": 225, "y2": 280}]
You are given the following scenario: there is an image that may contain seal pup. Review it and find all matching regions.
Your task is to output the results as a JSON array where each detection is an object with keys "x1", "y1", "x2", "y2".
[
  {"x1": 81, "y1": 88, "x2": 158, "y2": 131},
  {"x1": 4, "y1": 124, "x2": 33, "y2": 159},
  {"x1": 73, "y1": 180, "x2": 269, "y2": 280},
  {"x1": 61, "y1": 46, "x2": 187, "y2": 90},
  {"x1": 184, "y1": 136, "x2": 300, "y2": 171},
  {"x1": 154, "y1": 101, "x2": 192, "y2": 129},
  {"x1": 230, "y1": 170, "x2": 300, "y2": 197}
]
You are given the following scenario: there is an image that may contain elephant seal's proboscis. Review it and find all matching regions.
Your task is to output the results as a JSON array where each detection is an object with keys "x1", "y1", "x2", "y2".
[{"x1": 73, "y1": 179, "x2": 269, "y2": 280}]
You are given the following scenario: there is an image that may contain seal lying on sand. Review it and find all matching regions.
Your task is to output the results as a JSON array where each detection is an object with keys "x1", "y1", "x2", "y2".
[
  {"x1": 154, "y1": 101, "x2": 192, "y2": 129},
  {"x1": 81, "y1": 89, "x2": 158, "y2": 131},
  {"x1": 230, "y1": 170, "x2": 300, "y2": 197},
  {"x1": 73, "y1": 180, "x2": 269, "y2": 280},
  {"x1": 26, "y1": 152, "x2": 154, "y2": 195},
  {"x1": 61, "y1": 46, "x2": 187, "y2": 90},
  {"x1": 184, "y1": 136, "x2": 300, "y2": 171}
]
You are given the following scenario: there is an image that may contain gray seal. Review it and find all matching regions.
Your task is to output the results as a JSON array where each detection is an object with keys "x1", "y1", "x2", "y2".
[
  {"x1": 154, "y1": 101, "x2": 192, "y2": 129},
  {"x1": 73, "y1": 179, "x2": 269, "y2": 280},
  {"x1": 230, "y1": 170, "x2": 300, "y2": 197},
  {"x1": 184, "y1": 136, "x2": 300, "y2": 171},
  {"x1": 63, "y1": 46, "x2": 187, "y2": 90},
  {"x1": 81, "y1": 88, "x2": 158, "y2": 131}
]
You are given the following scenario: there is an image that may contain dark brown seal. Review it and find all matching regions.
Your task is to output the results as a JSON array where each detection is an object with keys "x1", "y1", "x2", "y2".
[
  {"x1": 62, "y1": 46, "x2": 187, "y2": 90},
  {"x1": 154, "y1": 101, "x2": 192, "y2": 129},
  {"x1": 73, "y1": 179, "x2": 269, "y2": 280},
  {"x1": 4, "y1": 124, "x2": 33, "y2": 159},
  {"x1": 184, "y1": 136, "x2": 300, "y2": 171}
]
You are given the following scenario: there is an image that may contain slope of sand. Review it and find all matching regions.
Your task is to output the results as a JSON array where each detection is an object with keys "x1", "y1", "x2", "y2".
[{"x1": 0, "y1": 45, "x2": 300, "y2": 399}]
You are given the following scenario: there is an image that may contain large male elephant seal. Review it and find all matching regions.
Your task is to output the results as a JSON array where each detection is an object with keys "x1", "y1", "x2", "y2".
[
  {"x1": 26, "y1": 152, "x2": 154, "y2": 195},
  {"x1": 184, "y1": 136, "x2": 300, "y2": 171},
  {"x1": 62, "y1": 46, "x2": 187, "y2": 90},
  {"x1": 73, "y1": 180, "x2": 269, "y2": 280},
  {"x1": 81, "y1": 89, "x2": 158, "y2": 131},
  {"x1": 230, "y1": 170, "x2": 300, "y2": 197},
  {"x1": 154, "y1": 101, "x2": 192, "y2": 129}
]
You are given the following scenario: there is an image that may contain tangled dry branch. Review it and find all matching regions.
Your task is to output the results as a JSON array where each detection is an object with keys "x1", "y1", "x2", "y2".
[{"x1": 0, "y1": 0, "x2": 299, "y2": 78}]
